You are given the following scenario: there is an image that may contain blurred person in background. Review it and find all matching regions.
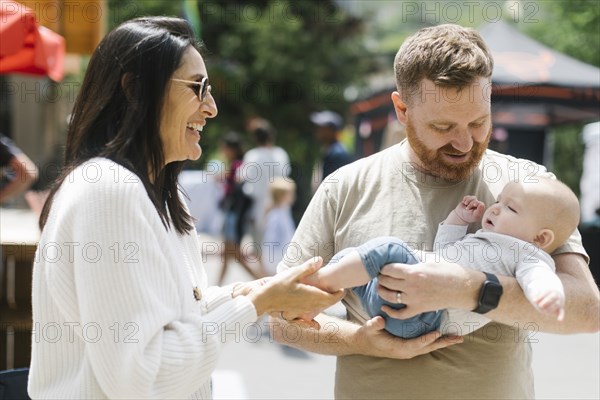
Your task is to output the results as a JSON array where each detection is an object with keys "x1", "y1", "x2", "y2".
[
  {"x1": 240, "y1": 118, "x2": 290, "y2": 259},
  {"x1": 310, "y1": 110, "x2": 353, "y2": 192},
  {"x1": 218, "y1": 132, "x2": 263, "y2": 284},
  {"x1": 580, "y1": 121, "x2": 600, "y2": 227},
  {"x1": 0, "y1": 133, "x2": 38, "y2": 204},
  {"x1": 262, "y1": 177, "x2": 297, "y2": 276}
]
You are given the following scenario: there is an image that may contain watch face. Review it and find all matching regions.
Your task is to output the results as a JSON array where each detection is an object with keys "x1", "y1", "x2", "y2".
[{"x1": 482, "y1": 282, "x2": 503, "y2": 307}]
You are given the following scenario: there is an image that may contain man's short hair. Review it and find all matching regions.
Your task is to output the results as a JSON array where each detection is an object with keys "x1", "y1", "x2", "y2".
[{"x1": 394, "y1": 24, "x2": 494, "y2": 104}]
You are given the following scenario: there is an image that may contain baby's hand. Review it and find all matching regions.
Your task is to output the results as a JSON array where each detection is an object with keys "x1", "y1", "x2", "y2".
[
  {"x1": 453, "y1": 195, "x2": 485, "y2": 224},
  {"x1": 534, "y1": 290, "x2": 565, "y2": 321}
]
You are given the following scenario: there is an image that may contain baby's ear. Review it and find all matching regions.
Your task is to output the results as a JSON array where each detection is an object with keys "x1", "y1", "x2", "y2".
[{"x1": 533, "y1": 229, "x2": 555, "y2": 251}]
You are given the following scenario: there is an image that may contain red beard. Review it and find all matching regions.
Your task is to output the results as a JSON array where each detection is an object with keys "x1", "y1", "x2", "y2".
[{"x1": 405, "y1": 120, "x2": 491, "y2": 182}]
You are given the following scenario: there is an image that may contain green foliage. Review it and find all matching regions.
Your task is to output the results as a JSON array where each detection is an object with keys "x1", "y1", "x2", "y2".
[
  {"x1": 105, "y1": 2, "x2": 369, "y2": 192},
  {"x1": 521, "y1": 0, "x2": 600, "y2": 68},
  {"x1": 197, "y1": 0, "x2": 370, "y2": 208},
  {"x1": 101, "y1": 1, "x2": 597, "y2": 202},
  {"x1": 519, "y1": 0, "x2": 599, "y2": 194},
  {"x1": 107, "y1": 0, "x2": 182, "y2": 29},
  {"x1": 547, "y1": 126, "x2": 585, "y2": 197}
]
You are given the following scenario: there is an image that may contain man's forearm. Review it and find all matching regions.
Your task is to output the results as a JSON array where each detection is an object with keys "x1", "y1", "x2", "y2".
[
  {"x1": 0, "y1": 179, "x2": 33, "y2": 202},
  {"x1": 271, "y1": 310, "x2": 465, "y2": 359},
  {"x1": 270, "y1": 313, "x2": 360, "y2": 356},
  {"x1": 0, "y1": 155, "x2": 38, "y2": 202},
  {"x1": 487, "y1": 253, "x2": 599, "y2": 333}
]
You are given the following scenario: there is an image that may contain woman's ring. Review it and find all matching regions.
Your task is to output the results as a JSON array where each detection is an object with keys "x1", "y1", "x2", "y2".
[{"x1": 396, "y1": 291, "x2": 402, "y2": 304}]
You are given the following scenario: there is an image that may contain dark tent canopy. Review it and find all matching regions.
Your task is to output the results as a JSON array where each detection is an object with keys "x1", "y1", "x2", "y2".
[{"x1": 481, "y1": 20, "x2": 600, "y2": 129}]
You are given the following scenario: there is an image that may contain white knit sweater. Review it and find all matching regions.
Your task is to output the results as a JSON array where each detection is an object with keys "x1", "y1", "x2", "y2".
[{"x1": 29, "y1": 158, "x2": 257, "y2": 399}]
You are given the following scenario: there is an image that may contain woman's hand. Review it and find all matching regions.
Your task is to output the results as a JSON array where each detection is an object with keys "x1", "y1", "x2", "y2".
[
  {"x1": 246, "y1": 257, "x2": 345, "y2": 317},
  {"x1": 355, "y1": 316, "x2": 463, "y2": 359},
  {"x1": 231, "y1": 277, "x2": 270, "y2": 298}
]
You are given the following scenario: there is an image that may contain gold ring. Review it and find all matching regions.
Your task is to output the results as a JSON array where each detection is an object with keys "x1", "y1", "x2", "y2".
[{"x1": 396, "y1": 291, "x2": 402, "y2": 304}]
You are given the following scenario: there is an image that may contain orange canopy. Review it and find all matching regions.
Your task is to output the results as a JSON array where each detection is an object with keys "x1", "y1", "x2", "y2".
[{"x1": 0, "y1": 0, "x2": 65, "y2": 81}]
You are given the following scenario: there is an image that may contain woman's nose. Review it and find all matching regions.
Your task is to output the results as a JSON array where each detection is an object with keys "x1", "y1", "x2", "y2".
[{"x1": 201, "y1": 92, "x2": 218, "y2": 118}]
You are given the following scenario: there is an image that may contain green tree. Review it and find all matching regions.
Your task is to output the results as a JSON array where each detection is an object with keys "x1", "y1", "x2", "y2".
[
  {"x1": 197, "y1": 0, "x2": 370, "y2": 210},
  {"x1": 522, "y1": 0, "x2": 600, "y2": 68},
  {"x1": 105, "y1": 1, "x2": 369, "y2": 212},
  {"x1": 108, "y1": 0, "x2": 182, "y2": 29},
  {"x1": 519, "y1": 0, "x2": 600, "y2": 195}
]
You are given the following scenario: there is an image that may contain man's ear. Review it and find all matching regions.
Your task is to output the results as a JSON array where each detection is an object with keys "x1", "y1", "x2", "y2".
[
  {"x1": 391, "y1": 92, "x2": 408, "y2": 124},
  {"x1": 533, "y1": 229, "x2": 555, "y2": 251}
]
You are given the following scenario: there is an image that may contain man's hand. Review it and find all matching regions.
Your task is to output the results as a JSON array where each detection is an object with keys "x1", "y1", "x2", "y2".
[
  {"x1": 355, "y1": 316, "x2": 463, "y2": 359},
  {"x1": 376, "y1": 260, "x2": 483, "y2": 319},
  {"x1": 270, "y1": 312, "x2": 463, "y2": 358}
]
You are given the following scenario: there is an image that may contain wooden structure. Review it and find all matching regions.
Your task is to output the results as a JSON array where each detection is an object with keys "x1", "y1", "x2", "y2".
[{"x1": 0, "y1": 209, "x2": 39, "y2": 370}]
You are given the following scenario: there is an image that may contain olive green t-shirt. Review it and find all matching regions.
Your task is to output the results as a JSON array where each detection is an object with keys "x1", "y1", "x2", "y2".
[{"x1": 283, "y1": 142, "x2": 587, "y2": 399}]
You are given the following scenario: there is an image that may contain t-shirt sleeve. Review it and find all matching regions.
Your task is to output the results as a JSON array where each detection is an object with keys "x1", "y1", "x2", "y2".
[
  {"x1": 277, "y1": 183, "x2": 337, "y2": 272},
  {"x1": 553, "y1": 227, "x2": 589, "y2": 264}
]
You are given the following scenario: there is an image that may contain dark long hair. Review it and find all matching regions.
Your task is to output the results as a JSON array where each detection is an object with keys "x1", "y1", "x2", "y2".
[
  {"x1": 40, "y1": 17, "x2": 201, "y2": 234},
  {"x1": 222, "y1": 132, "x2": 245, "y2": 161}
]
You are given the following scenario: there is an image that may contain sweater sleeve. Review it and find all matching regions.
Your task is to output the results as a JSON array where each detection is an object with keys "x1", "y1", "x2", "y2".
[
  {"x1": 514, "y1": 247, "x2": 565, "y2": 309},
  {"x1": 56, "y1": 166, "x2": 256, "y2": 399},
  {"x1": 433, "y1": 223, "x2": 468, "y2": 248}
]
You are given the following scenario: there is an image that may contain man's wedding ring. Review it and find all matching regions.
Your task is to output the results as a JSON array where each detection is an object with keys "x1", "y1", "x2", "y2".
[{"x1": 396, "y1": 291, "x2": 402, "y2": 304}]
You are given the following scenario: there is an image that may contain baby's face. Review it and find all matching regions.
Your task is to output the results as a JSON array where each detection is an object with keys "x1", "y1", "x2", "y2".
[{"x1": 481, "y1": 181, "x2": 543, "y2": 244}]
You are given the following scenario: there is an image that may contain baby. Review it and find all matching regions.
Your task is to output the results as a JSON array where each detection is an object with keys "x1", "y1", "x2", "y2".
[{"x1": 303, "y1": 177, "x2": 580, "y2": 338}]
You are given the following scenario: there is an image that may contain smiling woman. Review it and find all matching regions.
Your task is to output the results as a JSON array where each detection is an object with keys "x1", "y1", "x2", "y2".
[
  {"x1": 160, "y1": 50, "x2": 216, "y2": 165},
  {"x1": 28, "y1": 16, "x2": 343, "y2": 400}
]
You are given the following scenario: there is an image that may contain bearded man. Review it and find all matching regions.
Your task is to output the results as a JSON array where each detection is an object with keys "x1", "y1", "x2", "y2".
[{"x1": 272, "y1": 24, "x2": 599, "y2": 399}]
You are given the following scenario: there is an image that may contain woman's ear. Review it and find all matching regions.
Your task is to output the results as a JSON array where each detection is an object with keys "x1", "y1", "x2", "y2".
[
  {"x1": 120, "y1": 73, "x2": 139, "y2": 108},
  {"x1": 533, "y1": 229, "x2": 555, "y2": 251},
  {"x1": 391, "y1": 92, "x2": 408, "y2": 124}
]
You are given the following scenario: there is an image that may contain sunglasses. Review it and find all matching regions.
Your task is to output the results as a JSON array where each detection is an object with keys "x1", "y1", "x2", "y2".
[{"x1": 171, "y1": 76, "x2": 212, "y2": 102}]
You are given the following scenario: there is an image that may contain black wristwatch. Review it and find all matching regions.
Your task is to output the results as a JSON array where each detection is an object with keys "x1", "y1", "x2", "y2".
[{"x1": 473, "y1": 272, "x2": 503, "y2": 314}]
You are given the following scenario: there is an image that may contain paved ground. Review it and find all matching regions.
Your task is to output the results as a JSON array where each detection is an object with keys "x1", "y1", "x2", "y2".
[
  {"x1": 200, "y1": 242, "x2": 600, "y2": 400},
  {"x1": 212, "y1": 330, "x2": 600, "y2": 400}
]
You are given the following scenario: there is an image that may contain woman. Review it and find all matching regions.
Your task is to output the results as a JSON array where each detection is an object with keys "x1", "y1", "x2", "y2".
[{"x1": 29, "y1": 17, "x2": 342, "y2": 399}]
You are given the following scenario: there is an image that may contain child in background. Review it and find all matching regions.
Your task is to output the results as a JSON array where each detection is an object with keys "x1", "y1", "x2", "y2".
[{"x1": 262, "y1": 177, "x2": 297, "y2": 276}]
